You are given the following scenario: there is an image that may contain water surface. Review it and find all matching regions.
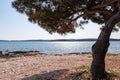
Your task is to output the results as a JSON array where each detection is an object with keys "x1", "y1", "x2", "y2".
[{"x1": 0, "y1": 41, "x2": 119, "y2": 54}]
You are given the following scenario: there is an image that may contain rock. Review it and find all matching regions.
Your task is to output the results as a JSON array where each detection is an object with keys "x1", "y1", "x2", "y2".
[
  {"x1": 67, "y1": 52, "x2": 81, "y2": 55},
  {"x1": 26, "y1": 51, "x2": 39, "y2": 53},
  {"x1": 0, "y1": 51, "x2": 2, "y2": 56},
  {"x1": 2, "y1": 51, "x2": 10, "y2": 56},
  {"x1": 12, "y1": 51, "x2": 27, "y2": 54},
  {"x1": 4, "y1": 53, "x2": 9, "y2": 56},
  {"x1": 81, "y1": 52, "x2": 91, "y2": 54}
]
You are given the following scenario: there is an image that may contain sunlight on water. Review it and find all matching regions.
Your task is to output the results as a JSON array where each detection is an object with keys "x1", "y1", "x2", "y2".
[{"x1": 53, "y1": 42, "x2": 80, "y2": 48}]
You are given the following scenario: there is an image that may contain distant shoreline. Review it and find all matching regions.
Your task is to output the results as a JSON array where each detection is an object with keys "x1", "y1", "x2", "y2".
[{"x1": 0, "y1": 38, "x2": 120, "y2": 42}]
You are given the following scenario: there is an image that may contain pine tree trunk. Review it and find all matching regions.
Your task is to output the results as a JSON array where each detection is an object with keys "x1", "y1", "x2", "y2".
[
  {"x1": 91, "y1": 11, "x2": 120, "y2": 80},
  {"x1": 91, "y1": 30, "x2": 110, "y2": 79}
]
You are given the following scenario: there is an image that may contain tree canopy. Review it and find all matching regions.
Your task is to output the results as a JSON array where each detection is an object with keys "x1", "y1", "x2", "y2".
[{"x1": 12, "y1": 0, "x2": 119, "y2": 34}]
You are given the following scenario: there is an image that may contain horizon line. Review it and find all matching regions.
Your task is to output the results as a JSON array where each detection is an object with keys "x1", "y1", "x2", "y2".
[{"x1": 0, "y1": 38, "x2": 120, "y2": 41}]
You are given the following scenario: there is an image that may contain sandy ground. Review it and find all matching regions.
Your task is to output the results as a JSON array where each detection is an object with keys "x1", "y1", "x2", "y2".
[{"x1": 0, "y1": 53, "x2": 120, "y2": 80}]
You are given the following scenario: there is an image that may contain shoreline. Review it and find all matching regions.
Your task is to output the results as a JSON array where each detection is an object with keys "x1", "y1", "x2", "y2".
[
  {"x1": 0, "y1": 51, "x2": 92, "y2": 58},
  {"x1": 0, "y1": 50, "x2": 120, "y2": 57}
]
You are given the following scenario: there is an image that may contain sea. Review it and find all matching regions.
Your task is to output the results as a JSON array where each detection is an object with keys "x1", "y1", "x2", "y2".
[{"x1": 0, "y1": 41, "x2": 120, "y2": 54}]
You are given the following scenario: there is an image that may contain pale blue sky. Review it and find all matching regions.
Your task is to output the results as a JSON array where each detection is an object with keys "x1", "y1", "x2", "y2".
[{"x1": 0, "y1": 0, "x2": 120, "y2": 40}]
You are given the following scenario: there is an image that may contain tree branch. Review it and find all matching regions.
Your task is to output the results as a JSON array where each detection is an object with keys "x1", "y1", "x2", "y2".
[
  {"x1": 72, "y1": 10, "x2": 112, "y2": 21},
  {"x1": 91, "y1": 0, "x2": 117, "y2": 10},
  {"x1": 118, "y1": 0, "x2": 120, "y2": 10}
]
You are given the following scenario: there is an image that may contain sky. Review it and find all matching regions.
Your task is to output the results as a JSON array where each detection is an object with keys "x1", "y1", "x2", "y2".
[{"x1": 0, "y1": 0, "x2": 120, "y2": 40}]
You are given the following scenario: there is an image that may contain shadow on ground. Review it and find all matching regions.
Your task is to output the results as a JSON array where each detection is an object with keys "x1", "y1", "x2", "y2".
[
  {"x1": 22, "y1": 69, "x2": 89, "y2": 80},
  {"x1": 22, "y1": 69, "x2": 68, "y2": 80}
]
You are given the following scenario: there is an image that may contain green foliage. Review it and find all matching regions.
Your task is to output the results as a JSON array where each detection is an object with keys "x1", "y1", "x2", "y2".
[
  {"x1": 75, "y1": 65, "x2": 91, "y2": 79},
  {"x1": 106, "y1": 53, "x2": 120, "y2": 56},
  {"x1": 107, "y1": 69, "x2": 120, "y2": 77},
  {"x1": 75, "y1": 65, "x2": 90, "y2": 72},
  {"x1": 116, "y1": 22, "x2": 120, "y2": 27},
  {"x1": 75, "y1": 66, "x2": 120, "y2": 79},
  {"x1": 88, "y1": 55, "x2": 92, "y2": 58},
  {"x1": 12, "y1": 0, "x2": 119, "y2": 34}
]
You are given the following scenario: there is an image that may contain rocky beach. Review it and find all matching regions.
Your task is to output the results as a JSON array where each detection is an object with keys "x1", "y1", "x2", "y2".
[{"x1": 0, "y1": 51, "x2": 120, "y2": 80}]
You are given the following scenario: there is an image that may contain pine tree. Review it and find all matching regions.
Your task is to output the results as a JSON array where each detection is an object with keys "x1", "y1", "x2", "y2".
[{"x1": 12, "y1": 0, "x2": 120, "y2": 79}]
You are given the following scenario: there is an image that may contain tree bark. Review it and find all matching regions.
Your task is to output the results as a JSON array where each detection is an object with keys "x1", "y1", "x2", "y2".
[{"x1": 91, "y1": 11, "x2": 120, "y2": 80}]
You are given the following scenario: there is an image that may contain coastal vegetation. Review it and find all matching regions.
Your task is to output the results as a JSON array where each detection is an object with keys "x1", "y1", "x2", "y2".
[{"x1": 12, "y1": 0, "x2": 120, "y2": 79}]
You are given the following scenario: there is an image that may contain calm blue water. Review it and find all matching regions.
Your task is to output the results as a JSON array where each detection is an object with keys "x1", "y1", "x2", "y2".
[{"x1": 0, "y1": 41, "x2": 120, "y2": 54}]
